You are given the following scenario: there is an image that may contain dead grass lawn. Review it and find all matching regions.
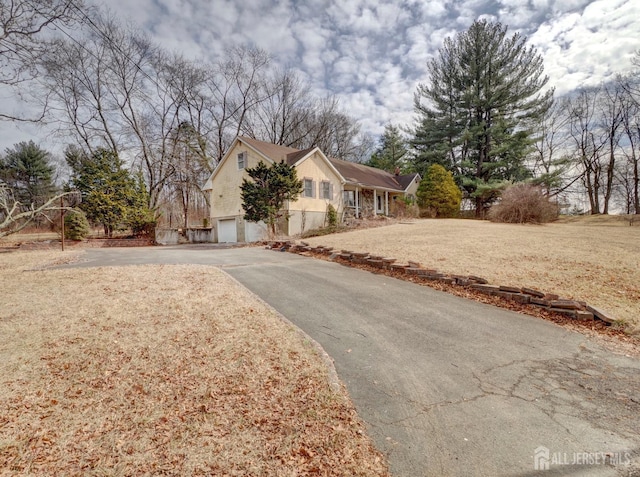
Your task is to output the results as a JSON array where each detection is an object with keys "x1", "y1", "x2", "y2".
[
  {"x1": 304, "y1": 217, "x2": 640, "y2": 332},
  {"x1": 0, "y1": 251, "x2": 387, "y2": 476}
]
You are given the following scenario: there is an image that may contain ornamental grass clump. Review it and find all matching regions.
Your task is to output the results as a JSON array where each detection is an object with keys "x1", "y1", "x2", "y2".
[{"x1": 488, "y1": 183, "x2": 559, "y2": 224}]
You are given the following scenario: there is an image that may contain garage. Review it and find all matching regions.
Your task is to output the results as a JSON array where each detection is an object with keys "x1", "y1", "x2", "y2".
[{"x1": 217, "y1": 218, "x2": 237, "y2": 243}]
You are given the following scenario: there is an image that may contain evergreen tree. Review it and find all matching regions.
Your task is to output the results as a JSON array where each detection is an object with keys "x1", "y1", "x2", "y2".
[
  {"x1": 416, "y1": 164, "x2": 462, "y2": 218},
  {"x1": 64, "y1": 209, "x2": 90, "y2": 240},
  {"x1": 367, "y1": 124, "x2": 408, "y2": 173},
  {"x1": 0, "y1": 141, "x2": 55, "y2": 207},
  {"x1": 67, "y1": 147, "x2": 154, "y2": 237},
  {"x1": 411, "y1": 20, "x2": 553, "y2": 216},
  {"x1": 240, "y1": 160, "x2": 303, "y2": 236}
]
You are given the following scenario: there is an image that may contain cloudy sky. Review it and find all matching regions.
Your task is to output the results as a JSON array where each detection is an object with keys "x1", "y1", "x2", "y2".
[{"x1": 2, "y1": 0, "x2": 639, "y2": 152}]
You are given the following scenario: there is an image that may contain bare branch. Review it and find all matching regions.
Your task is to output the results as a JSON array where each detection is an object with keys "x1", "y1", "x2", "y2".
[{"x1": 0, "y1": 184, "x2": 72, "y2": 238}]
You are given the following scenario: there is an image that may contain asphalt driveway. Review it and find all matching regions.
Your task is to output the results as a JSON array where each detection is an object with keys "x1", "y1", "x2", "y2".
[{"x1": 59, "y1": 245, "x2": 640, "y2": 476}]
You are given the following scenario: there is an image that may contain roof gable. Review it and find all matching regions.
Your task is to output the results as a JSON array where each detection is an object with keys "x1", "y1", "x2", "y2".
[
  {"x1": 397, "y1": 173, "x2": 421, "y2": 191},
  {"x1": 202, "y1": 136, "x2": 294, "y2": 190}
]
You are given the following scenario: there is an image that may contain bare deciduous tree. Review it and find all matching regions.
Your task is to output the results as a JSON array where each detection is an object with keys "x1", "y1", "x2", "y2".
[
  {"x1": 0, "y1": 0, "x2": 85, "y2": 121},
  {"x1": 567, "y1": 88, "x2": 608, "y2": 214},
  {"x1": 598, "y1": 81, "x2": 625, "y2": 214},
  {"x1": 619, "y1": 68, "x2": 640, "y2": 214},
  {"x1": 530, "y1": 100, "x2": 573, "y2": 195},
  {"x1": 206, "y1": 46, "x2": 272, "y2": 165}
]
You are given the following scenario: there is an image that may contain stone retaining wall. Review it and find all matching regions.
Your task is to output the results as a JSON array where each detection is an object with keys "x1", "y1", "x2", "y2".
[
  {"x1": 85, "y1": 238, "x2": 154, "y2": 247},
  {"x1": 18, "y1": 238, "x2": 154, "y2": 249},
  {"x1": 266, "y1": 241, "x2": 616, "y2": 326}
]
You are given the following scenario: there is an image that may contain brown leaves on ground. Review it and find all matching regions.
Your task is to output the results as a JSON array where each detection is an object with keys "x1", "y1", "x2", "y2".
[{"x1": 0, "y1": 251, "x2": 388, "y2": 476}]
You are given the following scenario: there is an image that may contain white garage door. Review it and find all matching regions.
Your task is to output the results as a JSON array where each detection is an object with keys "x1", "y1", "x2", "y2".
[
  {"x1": 245, "y1": 221, "x2": 267, "y2": 242},
  {"x1": 218, "y1": 219, "x2": 237, "y2": 243}
]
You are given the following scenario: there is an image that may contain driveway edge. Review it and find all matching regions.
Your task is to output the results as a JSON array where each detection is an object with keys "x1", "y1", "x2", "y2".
[{"x1": 221, "y1": 269, "x2": 342, "y2": 394}]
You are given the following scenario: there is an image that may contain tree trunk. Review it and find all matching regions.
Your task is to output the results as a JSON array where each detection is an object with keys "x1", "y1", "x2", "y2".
[
  {"x1": 591, "y1": 168, "x2": 601, "y2": 214},
  {"x1": 475, "y1": 196, "x2": 484, "y2": 218},
  {"x1": 635, "y1": 128, "x2": 640, "y2": 214},
  {"x1": 603, "y1": 135, "x2": 617, "y2": 214},
  {"x1": 635, "y1": 156, "x2": 640, "y2": 214}
]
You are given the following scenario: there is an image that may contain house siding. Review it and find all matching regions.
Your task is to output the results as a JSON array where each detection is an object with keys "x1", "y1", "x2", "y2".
[
  {"x1": 286, "y1": 151, "x2": 343, "y2": 234},
  {"x1": 210, "y1": 142, "x2": 268, "y2": 219},
  {"x1": 405, "y1": 176, "x2": 420, "y2": 198},
  {"x1": 292, "y1": 151, "x2": 342, "y2": 212}
]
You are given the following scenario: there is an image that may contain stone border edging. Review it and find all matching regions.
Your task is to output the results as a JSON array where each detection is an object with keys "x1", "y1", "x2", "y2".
[
  {"x1": 266, "y1": 240, "x2": 617, "y2": 326},
  {"x1": 17, "y1": 238, "x2": 155, "y2": 249}
]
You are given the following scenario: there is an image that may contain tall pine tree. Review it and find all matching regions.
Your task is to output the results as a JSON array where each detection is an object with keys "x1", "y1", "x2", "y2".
[
  {"x1": 367, "y1": 124, "x2": 408, "y2": 173},
  {"x1": 0, "y1": 141, "x2": 55, "y2": 207},
  {"x1": 411, "y1": 20, "x2": 553, "y2": 216}
]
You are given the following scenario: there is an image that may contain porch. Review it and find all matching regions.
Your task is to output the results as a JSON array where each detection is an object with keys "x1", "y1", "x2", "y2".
[{"x1": 342, "y1": 187, "x2": 403, "y2": 219}]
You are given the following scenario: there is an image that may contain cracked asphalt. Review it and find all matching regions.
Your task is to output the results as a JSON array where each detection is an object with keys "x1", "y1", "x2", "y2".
[{"x1": 59, "y1": 245, "x2": 640, "y2": 476}]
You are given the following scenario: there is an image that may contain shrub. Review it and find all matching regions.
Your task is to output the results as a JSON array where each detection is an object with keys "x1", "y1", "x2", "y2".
[
  {"x1": 416, "y1": 164, "x2": 462, "y2": 218},
  {"x1": 326, "y1": 204, "x2": 338, "y2": 227},
  {"x1": 300, "y1": 225, "x2": 348, "y2": 239},
  {"x1": 488, "y1": 183, "x2": 559, "y2": 224},
  {"x1": 64, "y1": 209, "x2": 90, "y2": 240},
  {"x1": 390, "y1": 197, "x2": 419, "y2": 218},
  {"x1": 128, "y1": 208, "x2": 157, "y2": 237}
]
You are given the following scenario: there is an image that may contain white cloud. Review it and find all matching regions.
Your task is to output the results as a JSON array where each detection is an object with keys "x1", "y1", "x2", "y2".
[
  {"x1": 529, "y1": 0, "x2": 639, "y2": 95},
  {"x1": 1, "y1": 0, "x2": 638, "y2": 153}
]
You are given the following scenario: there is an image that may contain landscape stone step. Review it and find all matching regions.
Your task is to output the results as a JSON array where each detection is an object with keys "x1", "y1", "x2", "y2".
[
  {"x1": 499, "y1": 285, "x2": 522, "y2": 293},
  {"x1": 586, "y1": 305, "x2": 616, "y2": 324},
  {"x1": 530, "y1": 297, "x2": 550, "y2": 307},
  {"x1": 549, "y1": 300, "x2": 583, "y2": 310},
  {"x1": 522, "y1": 287, "x2": 546, "y2": 298}
]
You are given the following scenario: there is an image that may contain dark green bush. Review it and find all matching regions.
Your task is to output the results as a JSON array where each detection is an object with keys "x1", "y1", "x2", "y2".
[
  {"x1": 417, "y1": 164, "x2": 462, "y2": 218},
  {"x1": 128, "y1": 208, "x2": 157, "y2": 237},
  {"x1": 64, "y1": 209, "x2": 90, "y2": 240},
  {"x1": 326, "y1": 204, "x2": 338, "y2": 227}
]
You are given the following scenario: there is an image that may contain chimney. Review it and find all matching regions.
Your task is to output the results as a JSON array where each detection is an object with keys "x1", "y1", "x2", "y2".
[{"x1": 394, "y1": 167, "x2": 400, "y2": 176}]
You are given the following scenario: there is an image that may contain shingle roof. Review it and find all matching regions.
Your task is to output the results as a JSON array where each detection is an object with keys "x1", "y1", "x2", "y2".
[
  {"x1": 238, "y1": 136, "x2": 409, "y2": 192},
  {"x1": 240, "y1": 136, "x2": 300, "y2": 162},
  {"x1": 285, "y1": 147, "x2": 316, "y2": 166},
  {"x1": 328, "y1": 158, "x2": 405, "y2": 191},
  {"x1": 396, "y1": 173, "x2": 420, "y2": 191}
]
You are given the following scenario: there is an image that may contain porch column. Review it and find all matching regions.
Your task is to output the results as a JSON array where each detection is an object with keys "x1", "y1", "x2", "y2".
[
  {"x1": 385, "y1": 191, "x2": 389, "y2": 216},
  {"x1": 355, "y1": 187, "x2": 360, "y2": 218},
  {"x1": 373, "y1": 190, "x2": 377, "y2": 216}
]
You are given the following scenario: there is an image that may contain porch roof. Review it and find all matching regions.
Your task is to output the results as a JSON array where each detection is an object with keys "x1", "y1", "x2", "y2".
[{"x1": 329, "y1": 158, "x2": 406, "y2": 191}]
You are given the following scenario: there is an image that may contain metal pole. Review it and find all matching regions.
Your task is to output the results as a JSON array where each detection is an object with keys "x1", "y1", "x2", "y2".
[{"x1": 60, "y1": 196, "x2": 65, "y2": 251}]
